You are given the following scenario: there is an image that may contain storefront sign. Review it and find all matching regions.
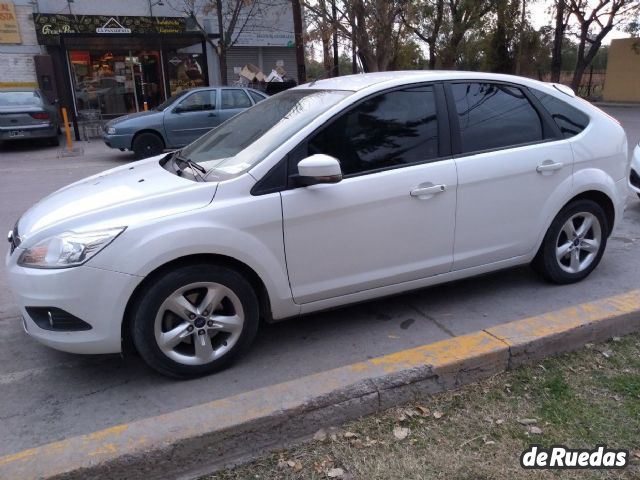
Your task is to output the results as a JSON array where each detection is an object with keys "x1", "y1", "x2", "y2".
[
  {"x1": 0, "y1": 1, "x2": 21, "y2": 44},
  {"x1": 96, "y1": 18, "x2": 131, "y2": 34},
  {"x1": 34, "y1": 14, "x2": 187, "y2": 44}
]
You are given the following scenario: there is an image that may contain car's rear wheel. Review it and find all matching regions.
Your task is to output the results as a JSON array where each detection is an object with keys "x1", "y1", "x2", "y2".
[
  {"x1": 131, "y1": 264, "x2": 260, "y2": 378},
  {"x1": 132, "y1": 132, "x2": 164, "y2": 159},
  {"x1": 532, "y1": 199, "x2": 608, "y2": 284},
  {"x1": 49, "y1": 135, "x2": 60, "y2": 147}
]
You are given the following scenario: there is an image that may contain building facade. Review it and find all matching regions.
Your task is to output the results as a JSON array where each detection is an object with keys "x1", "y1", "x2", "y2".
[
  {"x1": 603, "y1": 38, "x2": 640, "y2": 103},
  {"x1": 0, "y1": 0, "x2": 297, "y2": 123}
]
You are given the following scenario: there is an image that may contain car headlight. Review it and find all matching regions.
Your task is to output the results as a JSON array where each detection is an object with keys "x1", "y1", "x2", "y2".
[
  {"x1": 17, "y1": 227, "x2": 125, "y2": 269},
  {"x1": 106, "y1": 127, "x2": 116, "y2": 135}
]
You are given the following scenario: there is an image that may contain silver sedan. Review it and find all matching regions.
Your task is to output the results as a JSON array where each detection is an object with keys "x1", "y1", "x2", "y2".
[{"x1": 0, "y1": 88, "x2": 60, "y2": 146}]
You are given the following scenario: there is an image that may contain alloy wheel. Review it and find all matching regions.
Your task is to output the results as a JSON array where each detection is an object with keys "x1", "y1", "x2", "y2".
[
  {"x1": 154, "y1": 282, "x2": 245, "y2": 365},
  {"x1": 555, "y1": 212, "x2": 602, "y2": 274}
]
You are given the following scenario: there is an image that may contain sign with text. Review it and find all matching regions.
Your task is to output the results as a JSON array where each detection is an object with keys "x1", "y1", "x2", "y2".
[
  {"x1": 33, "y1": 14, "x2": 186, "y2": 45},
  {"x1": 0, "y1": 2, "x2": 21, "y2": 44}
]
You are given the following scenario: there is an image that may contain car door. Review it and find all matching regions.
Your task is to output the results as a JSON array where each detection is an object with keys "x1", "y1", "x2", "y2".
[
  {"x1": 217, "y1": 89, "x2": 253, "y2": 123},
  {"x1": 280, "y1": 85, "x2": 458, "y2": 304},
  {"x1": 448, "y1": 81, "x2": 574, "y2": 270},
  {"x1": 163, "y1": 89, "x2": 218, "y2": 147}
]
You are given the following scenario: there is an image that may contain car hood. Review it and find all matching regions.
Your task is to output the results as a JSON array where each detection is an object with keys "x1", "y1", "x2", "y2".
[
  {"x1": 17, "y1": 155, "x2": 217, "y2": 243},
  {"x1": 106, "y1": 110, "x2": 160, "y2": 127}
]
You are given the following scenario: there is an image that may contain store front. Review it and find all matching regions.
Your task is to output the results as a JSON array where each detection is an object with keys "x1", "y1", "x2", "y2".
[{"x1": 33, "y1": 14, "x2": 211, "y2": 119}]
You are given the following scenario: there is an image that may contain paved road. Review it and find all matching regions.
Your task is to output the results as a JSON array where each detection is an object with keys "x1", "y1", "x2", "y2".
[{"x1": 0, "y1": 107, "x2": 639, "y2": 457}]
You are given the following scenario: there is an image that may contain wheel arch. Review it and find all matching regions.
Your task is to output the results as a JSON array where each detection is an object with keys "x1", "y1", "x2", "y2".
[
  {"x1": 564, "y1": 190, "x2": 615, "y2": 237},
  {"x1": 121, "y1": 253, "x2": 272, "y2": 354},
  {"x1": 131, "y1": 128, "x2": 166, "y2": 150}
]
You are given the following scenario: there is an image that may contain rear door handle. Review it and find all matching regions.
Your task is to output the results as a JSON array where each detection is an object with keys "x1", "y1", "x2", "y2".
[
  {"x1": 410, "y1": 184, "x2": 446, "y2": 197},
  {"x1": 536, "y1": 161, "x2": 563, "y2": 173}
]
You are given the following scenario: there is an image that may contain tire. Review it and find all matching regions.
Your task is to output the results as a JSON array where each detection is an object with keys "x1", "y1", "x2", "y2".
[
  {"x1": 531, "y1": 199, "x2": 608, "y2": 284},
  {"x1": 49, "y1": 135, "x2": 60, "y2": 147},
  {"x1": 132, "y1": 132, "x2": 164, "y2": 159},
  {"x1": 637, "y1": 193, "x2": 640, "y2": 200},
  {"x1": 131, "y1": 264, "x2": 260, "y2": 378}
]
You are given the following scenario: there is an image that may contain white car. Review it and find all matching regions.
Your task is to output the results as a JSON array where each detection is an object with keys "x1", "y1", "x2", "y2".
[
  {"x1": 6, "y1": 72, "x2": 630, "y2": 378},
  {"x1": 628, "y1": 141, "x2": 640, "y2": 198}
]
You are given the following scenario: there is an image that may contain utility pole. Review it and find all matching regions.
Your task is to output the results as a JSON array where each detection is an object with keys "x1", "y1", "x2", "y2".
[{"x1": 292, "y1": 0, "x2": 307, "y2": 83}]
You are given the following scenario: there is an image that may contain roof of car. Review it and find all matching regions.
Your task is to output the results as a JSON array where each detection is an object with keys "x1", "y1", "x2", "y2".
[{"x1": 294, "y1": 71, "x2": 550, "y2": 92}]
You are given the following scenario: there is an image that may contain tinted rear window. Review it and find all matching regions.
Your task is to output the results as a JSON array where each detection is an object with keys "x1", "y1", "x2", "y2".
[
  {"x1": 530, "y1": 88, "x2": 589, "y2": 138},
  {"x1": 0, "y1": 90, "x2": 42, "y2": 107},
  {"x1": 451, "y1": 82, "x2": 543, "y2": 154}
]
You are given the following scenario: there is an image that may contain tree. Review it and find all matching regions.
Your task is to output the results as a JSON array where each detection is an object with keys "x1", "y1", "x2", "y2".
[
  {"x1": 402, "y1": 0, "x2": 445, "y2": 69},
  {"x1": 439, "y1": 0, "x2": 494, "y2": 68},
  {"x1": 550, "y1": 0, "x2": 570, "y2": 82},
  {"x1": 567, "y1": 0, "x2": 640, "y2": 91},
  {"x1": 303, "y1": 0, "x2": 406, "y2": 72}
]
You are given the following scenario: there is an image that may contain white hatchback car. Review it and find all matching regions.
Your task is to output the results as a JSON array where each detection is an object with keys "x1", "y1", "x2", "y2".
[{"x1": 6, "y1": 72, "x2": 631, "y2": 378}]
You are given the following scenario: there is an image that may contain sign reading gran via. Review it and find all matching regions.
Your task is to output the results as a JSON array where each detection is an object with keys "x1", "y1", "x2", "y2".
[{"x1": 33, "y1": 13, "x2": 186, "y2": 44}]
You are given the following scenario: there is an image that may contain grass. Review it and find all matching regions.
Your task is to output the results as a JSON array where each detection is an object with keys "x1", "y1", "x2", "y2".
[{"x1": 203, "y1": 334, "x2": 640, "y2": 480}]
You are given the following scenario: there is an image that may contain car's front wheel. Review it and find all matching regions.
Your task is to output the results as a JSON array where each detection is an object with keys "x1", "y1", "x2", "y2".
[
  {"x1": 132, "y1": 132, "x2": 164, "y2": 159},
  {"x1": 131, "y1": 264, "x2": 260, "y2": 378},
  {"x1": 532, "y1": 199, "x2": 608, "y2": 284}
]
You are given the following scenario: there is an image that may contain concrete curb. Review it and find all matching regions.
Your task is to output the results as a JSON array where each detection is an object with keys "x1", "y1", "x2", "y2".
[{"x1": 2, "y1": 289, "x2": 640, "y2": 480}]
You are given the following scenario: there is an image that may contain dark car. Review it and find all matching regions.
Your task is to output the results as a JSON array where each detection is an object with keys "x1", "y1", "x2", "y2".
[
  {"x1": 0, "y1": 88, "x2": 60, "y2": 146},
  {"x1": 103, "y1": 87, "x2": 267, "y2": 159}
]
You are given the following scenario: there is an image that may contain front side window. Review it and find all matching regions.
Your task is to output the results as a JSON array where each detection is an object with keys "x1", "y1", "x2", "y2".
[
  {"x1": 221, "y1": 89, "x2": 252, "y2": 109},
  {"x1": 308, "y1": 86, "x2": 439, "y2": 176},
  {"x1": 451, "y1": 82, "x2": 543, "y2": 154},
  {"x1": 177, "y1": 90, "x2": 215, "y2": 112},
  {"x1": 530, "y1": 88, "x2": 589, "y2": 138}
]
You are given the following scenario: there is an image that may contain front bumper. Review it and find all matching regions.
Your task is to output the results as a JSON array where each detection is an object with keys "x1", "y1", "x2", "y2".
[
  {"x1": 6, "y1": 248, "x2": 142, "y2": 354},
  {"x1": 0, "y1": 124, "x2": 57, "y2": 141},
  {"x1": 629, "y1": 144, "x2": 640, "y2": 194},
  {"x1": 103, "y1": 132, "x2": 133, "y2": 150}
]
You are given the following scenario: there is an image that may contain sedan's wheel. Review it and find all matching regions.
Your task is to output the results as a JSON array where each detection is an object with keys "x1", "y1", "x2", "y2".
[
  {"x1": 532, "y1": 199, "x2": 608, "y2": 284},
  {"x1": 132, "y1": 132, "x2": 164, "y2": 159},
  {"x1": 132, "y1": 265, "x2": 259, "y2": 378}
]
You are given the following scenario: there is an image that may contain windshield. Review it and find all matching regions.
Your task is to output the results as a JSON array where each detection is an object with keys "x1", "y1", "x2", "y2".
[
  {"x1": 0, "y1": 90, "x2": 42, "y2": 107},
  {"x1": 155, "y1": 90, "x2": 190, "y2": 111},
  {"x1": 180, "y1": 89, "x2": 352, "y2": 176}
]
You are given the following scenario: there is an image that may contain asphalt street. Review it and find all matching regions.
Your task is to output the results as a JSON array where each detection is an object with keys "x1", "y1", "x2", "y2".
[{"x1": 0, "y1": 106, "x2": 639, "y2": 457}]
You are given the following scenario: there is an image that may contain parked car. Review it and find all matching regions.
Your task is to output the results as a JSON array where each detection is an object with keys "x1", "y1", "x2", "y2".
[
  {"x1": 0, "y1": 88, "x2": 60, "y2": 146},
  {"x1": 7, "y1": 72, "x2": 631, "y2": 378},
  {"x1": 628, "y1": 141, "x2": 640, "y2": 199},
  {"x1": 103, "y1": 87, "x2": 268, "y2": 159}
]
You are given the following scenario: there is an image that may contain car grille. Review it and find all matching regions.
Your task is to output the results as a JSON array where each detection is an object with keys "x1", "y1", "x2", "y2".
[{"x1": 8, "y1": 222, "x2": 20, "y2": 255}]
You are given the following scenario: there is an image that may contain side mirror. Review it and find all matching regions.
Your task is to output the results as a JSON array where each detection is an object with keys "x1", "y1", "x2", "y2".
[{"x1": 293, "y1": 154, "x2": 342, "y2": 186}]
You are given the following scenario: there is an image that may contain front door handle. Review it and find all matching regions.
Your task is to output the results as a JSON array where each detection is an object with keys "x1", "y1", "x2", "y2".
[
  {"x1": 410, "y1": 184, "x2": 446, "y2": 198},
  {"x1": 536, "y1": 161, "x2": 563, "y2": 173}
]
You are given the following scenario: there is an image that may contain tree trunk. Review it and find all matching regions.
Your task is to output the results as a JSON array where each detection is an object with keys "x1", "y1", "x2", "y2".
[
  {"x1": 331, "y1": 0, "x2": 339, "y2": 76},
  {"x1": 215, "y1": 0, "x2": 228, "y2": 85},
  {"x1": 515, "y1": 0, "x2": 526, "y2": 75},
  {"x1": 291, "y1": 0, "x2": 307, "y2": 83},
  {"x1": 350, "y1": 8, "x2": 358, "y2": 73},
  {"x1": 551, "y1": 0, "x2": 565, "y2": 83}
]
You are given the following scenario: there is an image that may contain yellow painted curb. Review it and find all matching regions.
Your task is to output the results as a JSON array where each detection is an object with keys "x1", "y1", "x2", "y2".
[{"x1": 1, "y1": 290, "x2": 639, "y2": 479}]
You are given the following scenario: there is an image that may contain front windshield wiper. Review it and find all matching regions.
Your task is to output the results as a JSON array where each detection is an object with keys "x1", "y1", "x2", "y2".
[{"x1": 172, "y1": 151, "x2": 207, "y2": 181}]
